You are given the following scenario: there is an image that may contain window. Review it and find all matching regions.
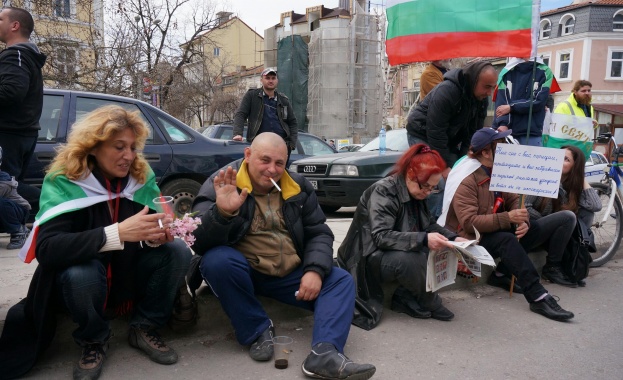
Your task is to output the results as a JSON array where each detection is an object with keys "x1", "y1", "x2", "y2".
[
  {"x1": 540, "y1": 52, "x2": 551, "y2": 68},
  {"x1": 607, "y1": 48, "x2": 623, "y2": 79},
  {"x1": 540, "y1": 19, "x2": 551, "y2": 40},
  {"x1": 614, "y1": 12, "x2": 623, "y2": 31},
  {"x1": 557, "y1": 51, "x2": 572, "y2": 80},
  {"x1": 55, "y1": 45, "x2": 77, "y2": 85},
  {"x1": 38, "y1": 95, "x2": 64, "y2": 142},
  {"x1": 54, "y1": 0, "x2": 70, "y2": 17},
  {"x1": 386, "y1": 85, "x2": 393, "y2": 107},
  {"x1": 75, "y1": 97, "x2": 154, "y2": 144},
  {"x1": 297, "y1": 134, "x2": 335, "y2": 156},
  {"x1": 153, "y1": 114, "x2": 193, "y2": 142},
  {"x1": 213, "y1": 47, "x2": 220, "y2": 57},
  {"x1": 559, "y1": 14, "x2": 575, "y2": 36}
]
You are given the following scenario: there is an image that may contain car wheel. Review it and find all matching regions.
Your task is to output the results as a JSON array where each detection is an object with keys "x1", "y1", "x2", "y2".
[
  {"x1": 160, "y1": 178, "x2": 202, "y2": 217},
  {"x1": 320, "y1": 205, "x2": 341, "y2": 214}
]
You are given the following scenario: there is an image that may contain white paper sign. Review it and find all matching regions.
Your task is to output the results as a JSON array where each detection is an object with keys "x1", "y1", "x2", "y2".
[{"x1": 489, "y1": 144, "x2": 565, "y2": 198}]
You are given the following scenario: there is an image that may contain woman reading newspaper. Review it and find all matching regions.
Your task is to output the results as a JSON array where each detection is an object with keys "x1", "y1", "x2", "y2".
[{"x1": 337, "y1": 144, "x2": 468, "y2": 330}]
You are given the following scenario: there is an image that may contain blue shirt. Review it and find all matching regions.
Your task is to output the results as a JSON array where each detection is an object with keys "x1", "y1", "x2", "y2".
[{"x1": 259, "y1": 93, "x2": 286, "y2": 139}]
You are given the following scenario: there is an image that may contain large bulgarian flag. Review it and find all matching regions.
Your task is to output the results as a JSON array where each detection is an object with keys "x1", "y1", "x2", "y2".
[
  {"x1": 386, "y1": 0, "x2": 541, "y2": 65},
  {"x1": 19, "y1": 169, "x2": 161, "y2": 263}
]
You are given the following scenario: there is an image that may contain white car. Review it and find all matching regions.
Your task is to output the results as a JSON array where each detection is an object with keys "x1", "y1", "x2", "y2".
[{"x1": 586, "y1": 151, "x2": 608, "y2": 183}]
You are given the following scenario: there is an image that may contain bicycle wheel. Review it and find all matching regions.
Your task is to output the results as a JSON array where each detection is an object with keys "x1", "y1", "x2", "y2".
[{"x1": 590, "y1": 183, "x2": 623, "y2": 266}]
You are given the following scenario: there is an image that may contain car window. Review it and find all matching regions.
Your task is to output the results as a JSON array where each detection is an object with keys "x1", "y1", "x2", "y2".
[
  {"x1": 598, "y1": 153, "x2": 608, "y2": 164},
  {"x1": 360, "y1": 130, "x2": 409, "y2": 152},
  {"x1": 75, "y1": 97, "x2": 155, "y2": 144},
  {"x1": 39, "y1": 94, "x2": 64, "y2": 142},
  {"x1": 219, "y1": 128, "x2": 234, "y2": 140},
  {"x1": 296, "y1": 134, "x2": 335, "y2": 156},
  {"x1": 153, "y1": 114, "x2": 193, "y2": 142},
  {"x1": 202, "y1": 126, "x2": 216, "y2": 137}
]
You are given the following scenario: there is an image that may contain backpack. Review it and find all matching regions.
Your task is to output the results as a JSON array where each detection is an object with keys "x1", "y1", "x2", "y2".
[{"x1": 562, "y1": 219, "x2": 594, "y2": 283}]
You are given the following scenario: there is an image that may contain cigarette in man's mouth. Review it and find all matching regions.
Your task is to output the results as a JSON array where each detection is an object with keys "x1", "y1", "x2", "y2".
[
  {"x1": 270, "y1": 178, "x2": 281, "y2": 192},
  {"x1": 158, "y1": 219, "x2": 164, "y2": 229}
]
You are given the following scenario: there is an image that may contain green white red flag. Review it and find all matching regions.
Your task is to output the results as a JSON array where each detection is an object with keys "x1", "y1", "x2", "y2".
[
  {"x1": 386, "y1": 0, "x2": 541, "y2": 65},
  {"x1": 19, "y1": 169, "x2": 161, "y2": 263}
]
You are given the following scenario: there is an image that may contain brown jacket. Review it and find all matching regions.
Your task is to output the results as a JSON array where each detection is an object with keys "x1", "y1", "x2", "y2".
[
  {"x1": 444, "y1": 166, "x2": 519, "y2": 240},
  {"x1": 420, "y1": 63, "x2": 444, "y2": 99}
]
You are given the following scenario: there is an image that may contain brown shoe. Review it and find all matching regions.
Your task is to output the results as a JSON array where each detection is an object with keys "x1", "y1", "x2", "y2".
[
  {"x1": 73, "y1": 343, "x2": 108, "y2": 380},
  {"x1": 128, "y1": 327, "x2": 178, "y2": 364}
]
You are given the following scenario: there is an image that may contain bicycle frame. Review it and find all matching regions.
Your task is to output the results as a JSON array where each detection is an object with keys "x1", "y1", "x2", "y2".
[{"x1": 597, "y1": 133, "x2": 623, "y2": 226}]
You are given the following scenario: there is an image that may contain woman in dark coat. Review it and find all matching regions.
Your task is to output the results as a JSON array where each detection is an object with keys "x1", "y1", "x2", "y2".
[
  {"x1": 338, "y1": 144, "x2": 465, "y2": 330},
  {"x1": 0, "y1": 105, "x2": 191, "y2": 380}
]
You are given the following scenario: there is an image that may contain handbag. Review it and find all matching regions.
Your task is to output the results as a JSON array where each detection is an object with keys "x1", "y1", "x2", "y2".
[{"x1": 562, "y1": 219, "x2": 593, "y2": 283}]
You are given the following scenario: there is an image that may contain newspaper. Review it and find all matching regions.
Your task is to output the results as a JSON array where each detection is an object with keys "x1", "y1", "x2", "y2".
[{"x1": 426, "y1": 228, "x2": 496, "y2": 292}]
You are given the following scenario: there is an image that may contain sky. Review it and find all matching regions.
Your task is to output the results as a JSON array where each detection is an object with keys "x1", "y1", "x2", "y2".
[{"x1": 225, "y1": 0, "x2": 576, "y2": 34}]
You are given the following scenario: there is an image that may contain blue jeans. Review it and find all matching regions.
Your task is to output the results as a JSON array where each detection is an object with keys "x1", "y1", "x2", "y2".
[
  {"x1": 0, "y1": 198, "x2": 28, "y2": 233},
  {"x1": 56, "y1": 239, "x2": 191, "y2": 346},
  {"x1": 516, "y1": 135, "x2": 542, "y2": 146},
  {"x1": 199, "y1": 246, "x2": 355, "y2": 353}
]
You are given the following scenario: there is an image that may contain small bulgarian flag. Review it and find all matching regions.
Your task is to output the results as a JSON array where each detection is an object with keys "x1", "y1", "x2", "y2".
[
  {"x1": 19, "y1": 169, "x2": 161, "y2": 263},
  {"x1": 386, "y1": 0, "x2": 541, "y2": 65}
]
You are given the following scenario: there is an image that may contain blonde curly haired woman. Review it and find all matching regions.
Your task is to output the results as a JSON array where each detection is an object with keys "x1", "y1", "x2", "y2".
[{"x1": 0, "y1": 105, "x2": 191, "y2": 380}]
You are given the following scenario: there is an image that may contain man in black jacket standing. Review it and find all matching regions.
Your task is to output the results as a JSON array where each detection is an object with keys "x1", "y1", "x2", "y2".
[
  {"x1": 406, "y1": 61, "x2": 496, "y2": 220},
  {"x1": 191, "y1": 133, "x2": 375, "y2": 380},
  {"x1": 0, "y1": 7, "x2": 46, "y2": 209},
  {"x1": 232, "y1": 68, "x2": 298, "y2": 151}
]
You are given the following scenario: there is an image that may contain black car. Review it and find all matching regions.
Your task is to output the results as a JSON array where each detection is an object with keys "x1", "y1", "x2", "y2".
[
  {"x1": 289, "y1": 129, "x2": 409, "y2": 212},
  {"x1": 26, "y1": 89, "x2": 246, "y2": 216},
  {"x1": 202, "y1": 124, "x2": 338, "y2": 162}
]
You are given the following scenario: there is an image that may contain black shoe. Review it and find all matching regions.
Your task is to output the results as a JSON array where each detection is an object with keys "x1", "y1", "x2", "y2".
[
  {"x1": 430, "y1": 305, "x2": 454, "y2": 321},
  {"x1": 577, "y1": 279, "x2": 586, "y2": 287},
  {"x1": 249, "y1": 321, "x2": 274, "y2": 361},
  {"x1": 530, "y1": 295, "x2": 574, "y2": 321},
  {"x1": 302, "y1": 343, "x2": 376, "y2": 380},
  {"x1": 486, "y1": 273, "x2": 524, "y2": 294},
  {"x1": 391, "y1": 291, "x2": 431, "y2": 319},
  {"x1": 7, "y1": 225, "x2": 28, "y2": 250},
  {"x1": 128, "y1": 327, "x2": 178, "y2": 364},
  {"x1": 73, "y1": 343, "x2": 108, "y2": 380},
  {"x1": 542, "y1": 265, "x2": 578, "y2": 288}
]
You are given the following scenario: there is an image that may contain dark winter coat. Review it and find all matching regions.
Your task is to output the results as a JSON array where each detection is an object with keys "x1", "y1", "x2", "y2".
[
  {"x1": 406, "y1": 62, "x2": 490, "y2": 167},
  {"x1": 0, "y1": 43, "x2": 46, "y2": 136},
  {"x1": 337, "y1": 175, "x2": 457, "y2": 330},
  {"x1": 191, "y1": 158, "x2": 334, "y2": 279},
  {"x1": 233, "y1": 88, "x2": 298, "y2": 150},
  {"x1": 492, "y1": 61, "x2": 552, "y2": 138}
]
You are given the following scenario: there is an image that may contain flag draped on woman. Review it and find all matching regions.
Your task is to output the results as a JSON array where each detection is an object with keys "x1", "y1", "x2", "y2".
[
  {"x1": 19, "y1": 169, "x2": 161, "y2": 263},
  {"x1": 386, "y1": 0, "x2": 541, "y2": 65}
]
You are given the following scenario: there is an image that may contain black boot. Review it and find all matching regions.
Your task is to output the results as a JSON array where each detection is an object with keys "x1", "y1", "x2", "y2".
[{"x1": 542, "y1": 265, "x2": 577, "y2": 288}]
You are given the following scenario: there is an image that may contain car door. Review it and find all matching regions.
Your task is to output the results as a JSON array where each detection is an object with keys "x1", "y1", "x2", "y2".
[
  {"x1": 23, "y1": 91, "x2": 70, "y2": 188},
  {"x1": 71, "y1": 94, "x2": 174, "y2": 183}
]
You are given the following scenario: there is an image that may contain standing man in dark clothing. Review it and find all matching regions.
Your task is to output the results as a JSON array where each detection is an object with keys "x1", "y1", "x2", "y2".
[
  {"x1": 233, "y1": 68, "x2": 298, "y2": 152},
  {"x1": 0, "y1": 6, "x2": 46, "y2": 210},
  {"x1": 406, "y1": 61, "x2": 496, "y2": 219},
  {"x1": 492, "y1": 58, "x2": 554, "y2": 146}
]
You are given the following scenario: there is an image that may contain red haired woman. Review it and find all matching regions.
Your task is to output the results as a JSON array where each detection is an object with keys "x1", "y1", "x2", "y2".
[{"x1": 337, "y1": 144, "x2": 466, "y2": 330}]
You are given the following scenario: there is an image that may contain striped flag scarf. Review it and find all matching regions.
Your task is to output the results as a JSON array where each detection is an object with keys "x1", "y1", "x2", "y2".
[{"x1": 19, "y1": 169, "x2": 160, "y2": 263}]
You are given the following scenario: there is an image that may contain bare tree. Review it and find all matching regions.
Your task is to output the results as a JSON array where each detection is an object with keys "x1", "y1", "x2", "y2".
[{"x1": 31, "y1": 0, "x2": 236, "y2": 125}]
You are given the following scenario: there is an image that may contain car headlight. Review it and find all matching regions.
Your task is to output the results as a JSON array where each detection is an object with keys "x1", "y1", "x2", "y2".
[
  {"x1": 289, "y1": 164, "x2": 298, "y2": 171},
  {"x1": 329, "y1": 164, "x2": 359, "y2": 176}
]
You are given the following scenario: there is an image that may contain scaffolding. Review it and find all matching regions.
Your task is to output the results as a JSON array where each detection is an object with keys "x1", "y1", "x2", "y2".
[{"x1": 307, "y1": 3, "x2": 383, "y2": 143}]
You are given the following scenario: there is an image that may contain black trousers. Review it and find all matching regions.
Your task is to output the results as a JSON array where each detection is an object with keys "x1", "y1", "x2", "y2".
[
  {"x1": 0, "y1": 132, "x2": 41, "y2": 217},
  {"x1": 479, "y1": 230, "x2": 547, "y2": 303}
]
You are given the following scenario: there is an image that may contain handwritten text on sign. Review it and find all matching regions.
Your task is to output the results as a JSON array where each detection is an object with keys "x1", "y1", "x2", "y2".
[{"x1": 490, "y1": 144, "x2": 565, "y2": 198}]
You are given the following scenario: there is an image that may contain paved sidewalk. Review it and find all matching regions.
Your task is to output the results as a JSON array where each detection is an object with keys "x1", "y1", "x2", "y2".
[{"x1": 2, "y1": 214, "x2": 623, "y2": 379}]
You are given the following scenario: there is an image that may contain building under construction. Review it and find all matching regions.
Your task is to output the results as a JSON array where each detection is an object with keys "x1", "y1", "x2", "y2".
[{"x1": 307, "y1": 2, "x2": 384, "y2": 144}]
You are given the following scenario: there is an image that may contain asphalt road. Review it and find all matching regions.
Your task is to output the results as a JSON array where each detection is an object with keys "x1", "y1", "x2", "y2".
[{"x1": 1, "y1": 210, "x2": 622, "y2": 379}]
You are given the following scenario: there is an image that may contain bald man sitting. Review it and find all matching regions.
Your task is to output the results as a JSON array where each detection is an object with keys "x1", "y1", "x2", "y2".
[{"x1": 191, "y1": 133, "x2": 376, "y2": 380}]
